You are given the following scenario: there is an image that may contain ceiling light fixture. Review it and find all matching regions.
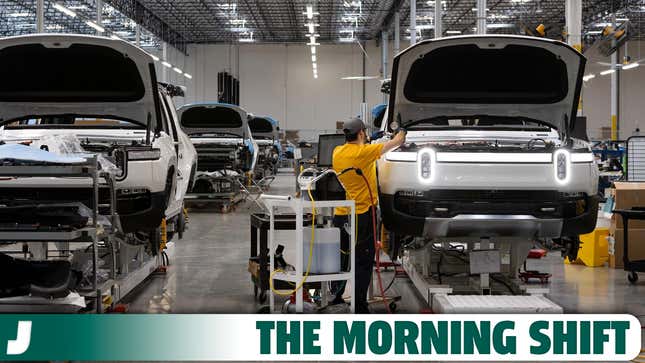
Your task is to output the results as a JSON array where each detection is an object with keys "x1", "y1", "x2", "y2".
[
  {"x1": 600, "y1": 69, "x2": 615, "y2": 75},
  {"x1": 184, "y1": 73, "x2": 193, "y2": 79},
  {"x1": 173, "y1": 67, "x2": 183, "y2": 74},
  {"x1": 311, "y1": 46, "x2": 316, "y2": 55},
  {"x1": 52, "y1": 3, "x2": 77, "y2": 17},
  {"x1": 622, "y1": 62, "x2": 639, "y2": 70},
  {"x1": 583, "y1": 74, "x2": 596, "y2": 81},
  {"x1": 446, "y1": 30, "x2": 462, "y2": 34},
  {"x1": 303, "y1": 5, "x2": 318, "y2": 19},
  {"x1": 162, "y1": 61, "x2": 172, "y2": 68},
  {"x1": 85, "y1": 20, "x2": 105, "y2": 33},
  {"x1": 150, "y1": 54, "x2": 160, "y2": 61}
]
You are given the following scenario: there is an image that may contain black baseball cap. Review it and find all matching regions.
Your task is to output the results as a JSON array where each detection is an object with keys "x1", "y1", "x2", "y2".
[{"x1": 342, "y1": 117, "x2": 366, "y2": 135}]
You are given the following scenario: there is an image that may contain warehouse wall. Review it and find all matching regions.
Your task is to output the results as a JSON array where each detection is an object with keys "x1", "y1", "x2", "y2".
[
  {"x1": 169, "y1": 39, "x2": 645, "y2": 141},
  {"x1": 177, "y1": 42, "x2": 389, "y2": 135},
  {"x1": 582, "y1": 41, "x2": 645, "y2": 140}
]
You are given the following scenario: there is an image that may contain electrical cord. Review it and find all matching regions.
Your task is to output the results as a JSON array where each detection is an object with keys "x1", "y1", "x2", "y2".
[
  {"x1": 268, "y1": 182, "x2": 316, "y2": 297},
  {"x1": 345, "y1": 167, "x2": 392, "y2": 313}
]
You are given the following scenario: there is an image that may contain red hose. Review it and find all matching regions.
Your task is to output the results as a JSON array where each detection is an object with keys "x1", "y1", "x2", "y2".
[{"x1": 358, "y1": 172, "x2": 392, "y2": 314}]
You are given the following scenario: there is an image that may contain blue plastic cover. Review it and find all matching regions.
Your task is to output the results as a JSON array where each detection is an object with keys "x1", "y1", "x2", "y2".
[{"x1": 372, "y1": 104, "x2": 387, "y2": 119}]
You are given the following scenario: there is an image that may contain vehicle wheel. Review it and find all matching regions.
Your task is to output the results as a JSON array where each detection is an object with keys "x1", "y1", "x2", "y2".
[{"x1": 628, "y1": 271, "x2": 639, "y2": 284}]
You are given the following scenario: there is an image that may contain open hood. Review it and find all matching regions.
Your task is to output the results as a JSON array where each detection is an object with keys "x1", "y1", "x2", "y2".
[
  {"x1": 0, "y1": 34, "x2": 159, "y2": 129},
  {"x1": 388, "y1": 35, "x2": 585, "y2": 136},
  {"x1": 248, "y1": 116, "x2": 278, "y2": 140},
  {"x1": 177, "y1": 102, "x2": 249, "y2": 138}
]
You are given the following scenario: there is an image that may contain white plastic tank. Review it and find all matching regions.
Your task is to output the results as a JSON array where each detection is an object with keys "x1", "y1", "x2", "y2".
[{"x1": 302, "y1": 226, "x2": 341, "y2": 274}]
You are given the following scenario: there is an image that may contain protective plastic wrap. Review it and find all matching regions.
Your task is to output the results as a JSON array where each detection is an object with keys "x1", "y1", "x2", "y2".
[{"x1": 32, "y1": 134, "x2": 121, "y2": 175}]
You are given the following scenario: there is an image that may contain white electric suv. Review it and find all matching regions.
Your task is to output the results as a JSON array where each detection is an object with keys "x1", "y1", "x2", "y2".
[
  {"x1": 0, "y1": 34, "x2": 197, "y2": 240},
  {"x1": 377, "y1": 35, "x2": 599, "y2": 258},
  {"x1": 177, "y1": 102, "x2": 258, "y2": 198}
]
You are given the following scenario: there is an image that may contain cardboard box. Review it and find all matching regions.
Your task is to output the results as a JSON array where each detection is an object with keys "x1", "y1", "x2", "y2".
[
  {"x1": 609, "y1": 228, "x2": 645, "y2": 268},
  {"x1": 612, "y1": 182, "x2": 645, "y2": 229}
]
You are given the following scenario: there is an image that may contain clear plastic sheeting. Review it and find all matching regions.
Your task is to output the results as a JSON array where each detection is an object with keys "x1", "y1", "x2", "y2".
[
  {"x1": 0, "y1": 143, "x2": 86, "y2": 164},
  {"x1": 32, "y1": 134, "x2": 121, "y2": 175}
]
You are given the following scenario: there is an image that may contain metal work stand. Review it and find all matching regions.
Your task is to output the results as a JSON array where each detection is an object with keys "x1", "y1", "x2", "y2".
[
  {"x1": 263, "y1": 196, "x2": 356, "y2": 313},
  {"x1": 249, "y1": 213, "x2": 314, "y2": 303},
  {"x1": 400, "y1": 237, "x2": 563, "y2": 313},
  {"x1": 612, "y1": 208, "x2": 645, "y2": 284},
  {"x1": 0, "y1": 157, "x2": 117, "y2": 313}
]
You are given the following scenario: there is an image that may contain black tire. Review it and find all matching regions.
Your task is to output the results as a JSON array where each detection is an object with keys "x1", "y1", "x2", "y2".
[{"x1": 628, "y1": 271, "x2": 639, "y2": 284}]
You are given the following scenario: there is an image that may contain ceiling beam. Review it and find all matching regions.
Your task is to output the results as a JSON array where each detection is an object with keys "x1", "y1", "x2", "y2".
[{"x1": 104, "y1": 0, "x2": 188, "y2": 54}]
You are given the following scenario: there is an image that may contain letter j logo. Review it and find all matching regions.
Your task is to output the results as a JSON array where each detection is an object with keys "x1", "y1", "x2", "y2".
[{"x1": 7, "y1": 321, "x2": 32, "y2": 355}]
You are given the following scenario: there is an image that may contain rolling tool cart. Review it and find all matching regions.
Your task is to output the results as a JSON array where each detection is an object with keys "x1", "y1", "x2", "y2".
[
  {"x1": 0, "y1": 156, "x2": 117, "y2": 313},
  {"x1": 612, "y1": 208, "x2": 645, "y2": 284},
  {"x1": 261, "y1": 195, "x2": 356, "y2": 313},
  {"x1": 249, "y1": 212, "x2": 313, "y2": 303}
]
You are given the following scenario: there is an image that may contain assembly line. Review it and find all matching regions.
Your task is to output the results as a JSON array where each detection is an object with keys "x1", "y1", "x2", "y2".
[{"x1": 0, "y1": 1, "x2": 644, "y2": 326}]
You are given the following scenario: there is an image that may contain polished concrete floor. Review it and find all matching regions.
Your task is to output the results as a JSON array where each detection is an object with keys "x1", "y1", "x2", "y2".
[{"x1": 122, "y1": 173, "x2": 645, "y2": 325}]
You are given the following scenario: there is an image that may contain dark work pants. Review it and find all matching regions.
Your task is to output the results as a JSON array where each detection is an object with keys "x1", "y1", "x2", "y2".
[{"x1": 332, "y1": 208, "x2": 376, "y2": 313}]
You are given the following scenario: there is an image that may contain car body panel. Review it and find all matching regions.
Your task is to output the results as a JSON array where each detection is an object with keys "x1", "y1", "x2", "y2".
[
  {"x1": 0, "y1": 35, "x2": 194, "y2": 234},
  {"x1": 177, "y1": 103, "x2": 258, "y2": 174},
  {"x1": 388, "y1": 35, "x2": 585, "y2": 135},
  {"x1": 0, "y1": 34, "x2": 159, "y2": 130},
  {"x1": 377, "y1": 35, "x2": 598, "y2": 240}
]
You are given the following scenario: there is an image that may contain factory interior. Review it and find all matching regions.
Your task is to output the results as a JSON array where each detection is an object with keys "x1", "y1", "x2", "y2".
[{"x1": 0, "y1": 0, "x2": 644, "y2": 342}]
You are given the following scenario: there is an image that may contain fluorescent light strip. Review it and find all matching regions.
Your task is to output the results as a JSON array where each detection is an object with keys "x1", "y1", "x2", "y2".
[
  {"x1": 311, "y1": 46, "x2": 316, "y2": 55},
  {"x1": 623, "y1": 62, "x2": 639, "y2": 70},
  {"x1": 85, "y1": 20, "x2": 105, "y2": 33},
  {"x1": 583, "y1": 74, "x2": 596, "y2": 81},
  {"x1": 150, "y1": 54, "x2": 160, "y2": 61},
  {"x1": 173, "y1": 67, "x2": 183, "y2": 74},
  {"x1": 53, "y1": 3, "x2": 76, "y2": 17},
  {"x1": 184, "y1": 73, "x2": 193, "y2": 79},
  {"x1": 162, "y1": 61, "x2": 172, "y2": 68},
  {"x1": 436, "y1": 152, "x2": 552, "y2": 163},
  {"x1": 600, "y1": 69, "x2": 616, "y2": 76}
]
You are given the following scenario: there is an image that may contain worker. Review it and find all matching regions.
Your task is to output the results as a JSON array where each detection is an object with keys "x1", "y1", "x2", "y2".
[{"x1": 331, "y1": 117, "x2": 406, "y2": 313}]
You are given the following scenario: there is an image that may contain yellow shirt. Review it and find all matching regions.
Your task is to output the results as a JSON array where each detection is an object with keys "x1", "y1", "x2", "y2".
[{"x1": 332, "y1": 143, "x2": 384, "y2": 215}]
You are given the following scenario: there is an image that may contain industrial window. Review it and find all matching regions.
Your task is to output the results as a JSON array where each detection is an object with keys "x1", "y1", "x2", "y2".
[
  {"x1": 180, "y1": 106, "x2": 243, "y2": 128},
  {"x1": 403, "y1": 44, "x2": 569, "y2": 104},
  {"x1": 0, "y1": 43, "x2": 146, "y2": 102}
]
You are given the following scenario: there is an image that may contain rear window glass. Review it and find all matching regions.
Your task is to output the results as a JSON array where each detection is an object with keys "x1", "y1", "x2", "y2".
[
  {"x1": 249, "y1": 118, "x2": 274, "y2": 133},
  {"x1": 0, "y1": 43, "x2": 145, "y2": 102},
  {"x1": 403, "y1": 44, "x2": 568, "y2": 104},
  {"x1": 181, "y1": 106, "x2": 243, "y2": 128}
]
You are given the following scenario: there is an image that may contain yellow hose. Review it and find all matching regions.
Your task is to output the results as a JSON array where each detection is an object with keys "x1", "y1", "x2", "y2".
[{"x1": 269, "y1": 183, "x2": 317, "y2": 296}]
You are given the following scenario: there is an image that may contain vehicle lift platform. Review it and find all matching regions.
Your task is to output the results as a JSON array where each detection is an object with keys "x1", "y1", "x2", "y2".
[{"x1": 400, "y1": 237, "x2": 563, "y2": 314}]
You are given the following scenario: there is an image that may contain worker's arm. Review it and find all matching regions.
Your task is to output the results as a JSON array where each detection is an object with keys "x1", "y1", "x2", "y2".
[{"x1": 380, "y1": 130, "x2": 407, "y2": 155}]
